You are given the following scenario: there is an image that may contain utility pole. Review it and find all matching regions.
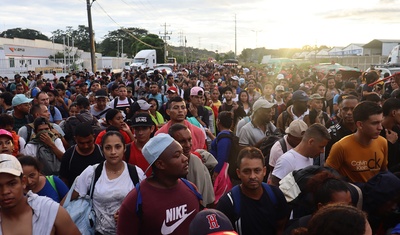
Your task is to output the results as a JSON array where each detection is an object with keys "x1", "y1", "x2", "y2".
[
  {"x1": 87, "y1": 0, "x2": 96, "y2": 73},
  {"x1": 72, "y1": 38, "x2": 75, "y2": 70},
  {"x1": 159, "y1": 23, "x2": 171, "y2": 63},
  {"x1": 235, "y1": 14, "x2": 237, "y2": 59},
  {"x1": 184, "y1": 36, "x2": 187, "y2": 64},
  {"x1": 251, "y1": 29, "x2": 262, "y2": 48},
  {"x1": 117, "y1": 39, "x2": 120, "y2": 57},
  {"x1": 63, "y1": 36, "x2": 66, "y2": 73}
]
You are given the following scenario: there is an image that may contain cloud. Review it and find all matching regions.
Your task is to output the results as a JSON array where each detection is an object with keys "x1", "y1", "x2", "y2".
[{"x1": 320, "y1": 7, "x2": 400, "y2": 22}]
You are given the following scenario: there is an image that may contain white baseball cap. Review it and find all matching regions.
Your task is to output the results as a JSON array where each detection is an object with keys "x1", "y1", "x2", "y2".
[{"x1": 0, "y1": 154, "x2": 23, "y2": 177}]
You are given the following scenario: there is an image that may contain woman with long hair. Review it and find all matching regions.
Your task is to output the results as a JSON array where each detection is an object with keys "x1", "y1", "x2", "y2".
[
  {"x1": 66, "y1": 131, "x2": 146, "y2": 235},
  {"x1": 237, "y1": 90, "x2": 252, "y2": 116}
]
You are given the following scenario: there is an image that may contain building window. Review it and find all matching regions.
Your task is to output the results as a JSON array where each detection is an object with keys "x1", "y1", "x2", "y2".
[
  {"x1": 38, "y1": 60, "x2": 41, "y2": 65},
  {"x1": 9, "y1": 58, "x2": 15, "y2": 68},
  {"x1": 28, "y1": 59, "x2": 32, "y2": 65},
  {"x1": 46, "y1": 59, "x2": 49, "y2": 65}
]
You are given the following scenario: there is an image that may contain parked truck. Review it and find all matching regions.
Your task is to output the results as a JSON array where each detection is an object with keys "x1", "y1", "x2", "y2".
[
  {"x1": 387, "y1": 45, "x2": 400, "y2": 65},
  {"x1": 130, "y1": 49, "x2": 156, "y2": 70}
]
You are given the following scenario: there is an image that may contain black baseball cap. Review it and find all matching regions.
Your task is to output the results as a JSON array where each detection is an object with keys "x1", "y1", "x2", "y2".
[{"x1": 130, "y1": 113, "x2": 154, "y2": 127}]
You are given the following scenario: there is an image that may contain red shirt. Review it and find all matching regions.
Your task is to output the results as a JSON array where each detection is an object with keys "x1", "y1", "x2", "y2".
[{"x1": 127, "y1": 142, "x2": 152, "y2": 177}]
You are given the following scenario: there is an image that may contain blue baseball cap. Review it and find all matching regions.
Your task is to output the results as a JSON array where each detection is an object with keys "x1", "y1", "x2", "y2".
[
  {"x1": 142, "y1": 133, "x2": 175, "y2": 173},
  {"x1": 12, "y1": 94, "x2": 33, "y2": 107}
]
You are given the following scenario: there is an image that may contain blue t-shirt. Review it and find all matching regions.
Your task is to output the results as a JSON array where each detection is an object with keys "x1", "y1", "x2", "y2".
[
  {"x1": 37, "y1": 176, "x2": 69, "y2": 203},
  {"x1": 147, "y1": 93, "x2": 166, "y2": 110}
]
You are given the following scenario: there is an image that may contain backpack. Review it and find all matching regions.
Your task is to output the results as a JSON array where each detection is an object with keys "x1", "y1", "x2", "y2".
[
  {"x1": 258, "y1": 130, "x2": 286, "y2": 177},
  {"x1": 46, "y1": 175, "x2": 58, "y2": 194},
  {"x1": 89, "y1": 161, "x2": 140, "y2": 196},
  {"x1": 227, "y1": 183, "x2": 277, "y2": 233},
  {"x1": 281, "y1": 111, "x2": 290, "y2": 131},
  {"x1": 64, "y1": 114, "x2": 102, "y2": 145},
  {"x1": 6, "y1": 83, "x2": 12, "y2": 92},
  {"x1": 36, "y1": 142, "x2": 61, "y2": 176},
  {"x1": 135, "y1": 178, "x2": 203, "y2": 217},
  {"x1": 75, "y1": 114, "x2": 102, "y2": 136},
  {"x1": 216, "y1": 131, "x2": 240, "y2": 181},
  {"x1": 113, "y1": 97, "x2": 133, "y2": 109},
  {"x1": 279, "y1": 165, "x2": 345, "y2": 218}
]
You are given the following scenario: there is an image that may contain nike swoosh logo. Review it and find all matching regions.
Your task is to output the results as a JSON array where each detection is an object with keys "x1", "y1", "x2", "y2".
[
  {"x1": 161, "y1": 209, "x2": 195, "y2": 235},
  {"x1": 0, "y1": 160, "x2": 10, "y2": 164}
]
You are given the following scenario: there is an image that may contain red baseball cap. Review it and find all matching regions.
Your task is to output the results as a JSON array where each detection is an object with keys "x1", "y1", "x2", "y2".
[{"x1": 167, "y1": 87, "x2": 178, "y2": 93}]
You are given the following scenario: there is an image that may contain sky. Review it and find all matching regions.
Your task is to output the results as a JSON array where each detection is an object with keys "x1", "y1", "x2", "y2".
[{"x1": 2, "y1": 0, "x2": 400, "y2": 54}]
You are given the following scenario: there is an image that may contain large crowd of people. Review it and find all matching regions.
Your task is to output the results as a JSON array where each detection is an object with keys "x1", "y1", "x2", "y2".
[{"x1": 0, "y1": 63, "x2": 399, "y2": 235}]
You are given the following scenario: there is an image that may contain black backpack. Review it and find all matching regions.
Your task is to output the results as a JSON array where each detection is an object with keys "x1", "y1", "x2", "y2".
[
  {"x1": 89, "y1": 161, "x2": 140, "y2": 196},
  {"x1": 258, "y1": 130, "x2": 286, "y2": 176},
  {"x1": 216, "y1": 131, "x2": 240, "y2": 181},
  {"x1": 279, "y1": 165, "x2": 346, "y2": 218}
]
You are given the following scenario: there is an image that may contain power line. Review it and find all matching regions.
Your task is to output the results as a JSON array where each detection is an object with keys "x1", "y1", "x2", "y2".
[{"x1": 94, "y1": 1, "x2": 162, "y2": 49}]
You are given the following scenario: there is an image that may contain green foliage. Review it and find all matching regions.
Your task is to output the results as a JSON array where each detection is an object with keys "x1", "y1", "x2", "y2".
[
  {"x1": 134, "y1": 34, "x2": 164, "y2": 62},
  {"x1": 50, "y1": 25, "x2": 92, "y2": 52},
  {"x1": 99, "y1": 27, "x2": 148, "y2": 57},
  {"x1": 0, "y1": 28, "x2": 49, "y2": 41}
]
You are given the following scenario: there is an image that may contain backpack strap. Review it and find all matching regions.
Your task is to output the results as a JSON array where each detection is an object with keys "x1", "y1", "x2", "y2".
[
  {"x1": 230, "y1": 185, "x2": 241, "y2": 218},
  {"x1": 127, "y1": 164, "x2": 140, "y2": 185},
  {"x1": 180, "y1": 178, "x2": 203, "y2": 201},
  {"x1": 282, "y1": 111, "x2": 288, "y2": 130},
  {"x1": 125, "y1": 143, "x2": 132, "y2": 162},
  {"x1": 25, "y1": 124, "x2": 34, "y2": 147},
  {"x1": 135, "y1": 182, "x2": 143, "y2": 216},
  {"x1": 89, "y1": 161, "x2": 104, "y2": 198},
  {"x1": 46, "y1": 175, "x2": 58, "y2": 194},
  {"x1": 278, "y1": 138, "x2": 287, "y2": 153},
  {"x1": 96, "y1": 144, "x2": 104, "y2": 159},
  {"x1": 94, "y1": 108, "x2": 111, "y2": 119},
  {"x1": 216, "y1": 132, "x2": 233, "y2": 143},
  {"x1": 161, "y1": 94, "x2": 165, "y2": 105},
  {"x1": 49, "y1": 105, "x2": 56, "y2": 118},
  {"x1": 68, "y1": 145, "x2": 77, "y2": 171},
  {"x1": 262, "y1": 182, "x2": 277, "y2": 206},
  {"x1": 229, "y1": 183, "x2": 277, "y2": 219}
]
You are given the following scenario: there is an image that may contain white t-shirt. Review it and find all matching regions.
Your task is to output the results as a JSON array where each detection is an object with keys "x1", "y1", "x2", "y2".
[
  {"x1": 21, "y1": 138, "x2": 65, "y2": 156},
  {"x1": 112, "y1": 97, "x2": 134, "y2": 109},
  {"x1": 267, "y1": 135, "x2": 294, "y2": 182},
  {"x1": 75, "y1": 162, "x2": 146, "y2": 234},
  {"x1": 272, "y1": 149, "x2": 313, "y2": 181}
]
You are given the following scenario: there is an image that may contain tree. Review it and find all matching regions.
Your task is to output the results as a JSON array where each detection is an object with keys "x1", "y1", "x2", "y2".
[
  {"x1": 239, "y1": 48, "x2": 253, "y2": 62},
  {"x1": 99, "y1": 27, "x2": 148, "y2": 57},
  {"x1": 0, "y1": 28, "x2": 49, "y2": 41},
  {"x1": 134, "y1": 34, "x2": 164, "y2": 62},
  {"x1": 50, "y1": 25, "x2": 92, "y2": 52}
]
